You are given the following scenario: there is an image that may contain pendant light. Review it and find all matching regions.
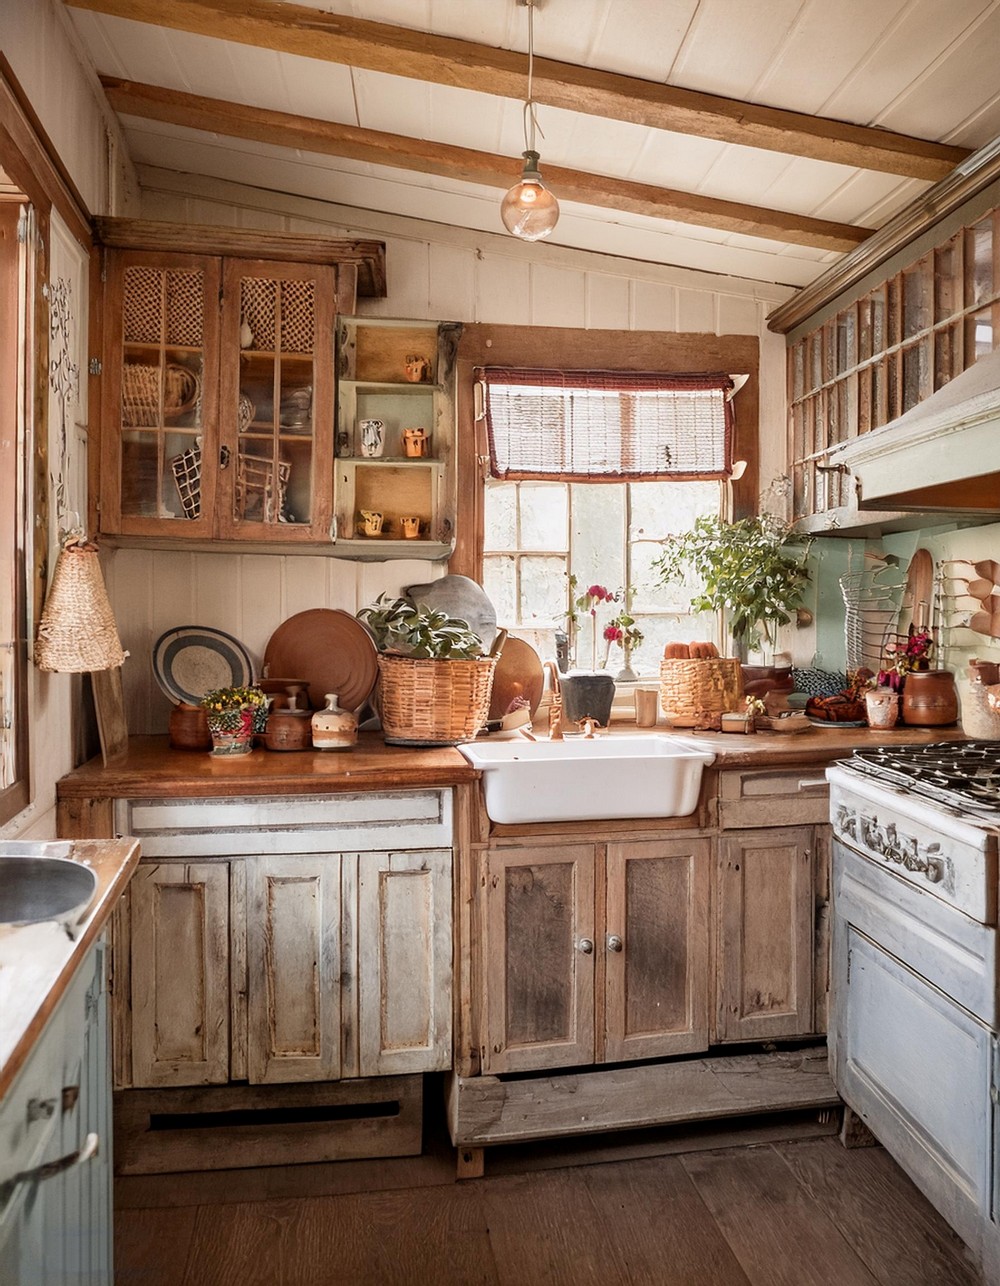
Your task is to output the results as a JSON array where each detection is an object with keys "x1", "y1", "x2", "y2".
[{"x1": 500, "y1": 0, "x2": 559, "y2": 241}]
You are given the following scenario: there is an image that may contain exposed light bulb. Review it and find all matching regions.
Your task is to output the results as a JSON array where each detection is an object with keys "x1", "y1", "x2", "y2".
[{"x1": 501, "y1": 151, "x2": 560, "y2": 241}]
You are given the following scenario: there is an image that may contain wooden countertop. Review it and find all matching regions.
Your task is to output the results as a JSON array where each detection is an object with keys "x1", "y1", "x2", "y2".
[
  {"x1": 0, "y1": 838, "x2": 140, "y2": 1100},
  {"x1": 55, "y1": 724, "x2": 967, "y2": 802},
  {"x1": 57, "y1": 733, "x2": 481, "y2": 799}
]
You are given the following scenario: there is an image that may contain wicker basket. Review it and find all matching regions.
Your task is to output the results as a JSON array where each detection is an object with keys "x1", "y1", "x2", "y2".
[
  {"x1": 377, "y1": 653, "x2": 497, "y2": 746},
  {"x1": 659, "y1": 657, "x2": 743, "y2": 730}
]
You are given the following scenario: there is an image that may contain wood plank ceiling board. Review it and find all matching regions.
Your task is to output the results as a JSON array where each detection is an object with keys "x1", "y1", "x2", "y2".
[
  {"x1": 101, "y1": 79, "x2": 873, "y2": 251},
  {"x1": 65, "y1": 0, "x2": 970, "y2": 179}
]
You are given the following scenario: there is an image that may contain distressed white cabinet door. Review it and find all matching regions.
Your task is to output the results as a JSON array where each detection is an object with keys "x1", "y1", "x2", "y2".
[
  {"x1": 604, "y1": 838, "x2": 711, "y2": 1063},
  {"x1": 483, "y1": 844, "x2": 595, "y2": 1075},
  {"x1": 130, "y1": 862, "x2": 230, "y2": 1087},
  {"x1": 716, "y1": 827, "x2": 815, "y2": 1042},
  {"x1": 245, "y1": 855, "x2": 341, "y2": 1084},
  {"x1": 351, "y1": 849, "x2": 452, "y2": 1077}
]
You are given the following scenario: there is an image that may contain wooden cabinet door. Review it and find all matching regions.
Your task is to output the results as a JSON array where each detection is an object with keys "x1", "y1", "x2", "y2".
[
  {"x1": 217, "y1": 258, "x2": 335, "y2": 543},
  {"x1": 245, "y1": 855, "x2": 341, "y2": 1084},
  {"x1": 483, "y1": 844, "x2": 595, "y2": 1075},
  {"x1": 604, "y1": 838, "x2": 711, "y2": 1063},
  {"x1": 100, "y1": 249, "x2": 221, "y2": 539},
  {"x1": 129, "y1": 862, "x2": 230, "y2": 1088},
  {"x1": 716, "y1": 827, "x2": 815, "y2": 1042},
  {"x1": 349, "y1": 849, "x2": 452, "y2": 1077}
]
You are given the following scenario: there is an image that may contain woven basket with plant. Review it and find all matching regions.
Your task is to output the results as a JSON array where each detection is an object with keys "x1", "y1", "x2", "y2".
[{"x1": 358, "y1": 595, "x2": 496, "y2": 746}]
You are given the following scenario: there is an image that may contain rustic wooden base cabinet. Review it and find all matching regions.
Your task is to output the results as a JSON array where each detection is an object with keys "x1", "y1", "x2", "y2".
[{"x1": 448, "y1": 767, "x2": 834, "y2": 1160}]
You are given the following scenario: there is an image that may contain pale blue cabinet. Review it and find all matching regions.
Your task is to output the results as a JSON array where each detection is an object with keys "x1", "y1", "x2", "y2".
[{"x1": 0, "y1": 936, "x2": 112, "y2": 1284}]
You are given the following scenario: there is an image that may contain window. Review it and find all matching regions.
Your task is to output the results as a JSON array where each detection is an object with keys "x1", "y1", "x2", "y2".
[
  {"x1": 478, "y1": 366, "x2": 740, "y2": 675},
  {"x1": 0, "y1": 197, "x2": 29, "y2": 823}
]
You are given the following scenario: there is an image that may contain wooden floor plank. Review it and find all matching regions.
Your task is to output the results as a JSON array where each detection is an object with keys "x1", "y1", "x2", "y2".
[
  {"x1": 114, "y1": 1205, "x2": 198, "y2": 1285},
  {"x1": 481, "y1": 1169, "x2": 632, "y2": 1286},
  {"x1": 775, "y1": 1137, "x2": 984, "y2": 1286},
  {"x1": 181, "y1": 1185, "x2": 497, "y2": 1286},
  {"x1": 681, "y1": 1144, "x2": 880, "y2": 1286},
  {"x1": 578, "y1": 1155, "x2": 752, "y2": 1285}
]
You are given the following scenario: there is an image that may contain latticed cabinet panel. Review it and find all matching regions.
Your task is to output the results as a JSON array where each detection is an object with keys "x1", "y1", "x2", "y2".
[
  {"x1": 218, "y1": 259, "x2": 335, "y2": 542},
  {"x1": 100, "y1": 250, "x2": 221, "y2": 538}
]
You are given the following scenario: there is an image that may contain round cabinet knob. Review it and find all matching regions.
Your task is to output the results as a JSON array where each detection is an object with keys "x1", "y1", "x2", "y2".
[
  {"x1": 607, "y1": 935, "x2": 623, "y2": 953},
  {"x1": 577, "y1": 938, "x2": 594, "y2": 954}
]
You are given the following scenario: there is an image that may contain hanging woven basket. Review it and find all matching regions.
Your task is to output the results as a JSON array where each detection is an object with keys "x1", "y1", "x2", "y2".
[{"x1": 34, "y1": 538, "x2": 127, "y2": 673}]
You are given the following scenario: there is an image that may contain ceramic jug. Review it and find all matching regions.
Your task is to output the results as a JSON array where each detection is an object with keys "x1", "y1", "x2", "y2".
[
  {"x1": 311, "y1": 693, "x2": 358, "y2": 750},
  {"x1": 901, "y1": 669, "x2": 959, "y2": 726},
  {"x1": 361, "y1": 509, "x2": 384, "y2": 536},
  {"x1": 358, "y1": 419, "x2": 385, "y2": 458}
]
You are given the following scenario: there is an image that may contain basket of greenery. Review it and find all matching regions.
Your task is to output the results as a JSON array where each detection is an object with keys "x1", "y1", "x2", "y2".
[{"x1": 358, "y1": 595, "x2": 497, "y2": 745}]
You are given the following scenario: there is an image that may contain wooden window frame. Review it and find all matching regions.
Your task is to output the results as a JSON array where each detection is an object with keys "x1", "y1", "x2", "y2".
[{"x1": 450, "y1": 324, "x2": 759, "y2": 582}]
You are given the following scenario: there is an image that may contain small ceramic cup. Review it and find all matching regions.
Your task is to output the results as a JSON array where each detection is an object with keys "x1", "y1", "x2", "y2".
[
  {"x1": 400, "y1": 516, "x2": 421, "y2": 539},
  {"x1": 361, "y1": 509, "x2": 384, "y2": 536},
  {"x1": 402, "y1": 427, "x2": 428, "y2": 458}
]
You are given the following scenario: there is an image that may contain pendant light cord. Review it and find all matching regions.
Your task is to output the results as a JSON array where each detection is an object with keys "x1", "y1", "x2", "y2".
[{"x1": 522, "y1": 0, "x2": 543, "y2": 155}]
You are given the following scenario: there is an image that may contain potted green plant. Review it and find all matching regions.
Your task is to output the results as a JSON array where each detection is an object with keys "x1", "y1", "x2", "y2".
[
  {"x1": 199, "y1": 684, "x2": 269, "y2": 755},
  {"x1": 652, "y1": 514, "x2": 811, "y2": 660},
  {"x1": 358, "y1": 595, "x2": 497, "y2": 745}
]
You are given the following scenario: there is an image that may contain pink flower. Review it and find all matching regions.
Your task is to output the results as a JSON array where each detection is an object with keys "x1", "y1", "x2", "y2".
[{"x1": 604, "y1": 624, "x2": 623, "y2": 643}]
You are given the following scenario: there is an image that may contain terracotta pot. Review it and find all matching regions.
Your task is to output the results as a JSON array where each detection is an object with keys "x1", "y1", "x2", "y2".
[
  {"x1": 168, "y1": 702, "x2": 211, "y2": 750},
  {"x1": 901, "y1": 670, "x2": 959, "y2": 726},
  {"x1": 263, "y1": 708, "x2": 313, "y2": 751}
]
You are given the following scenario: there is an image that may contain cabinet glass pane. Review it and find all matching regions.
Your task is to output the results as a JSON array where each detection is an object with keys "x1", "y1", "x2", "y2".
[
  {"x1": 504, "y1": 862, "x2": 577, "y2": 1047},
  {"x1": 235, "y1": 277, "x2": 317, "y2": 526},
  {"x1": 120, "y1": 265, "x2": 208, "y2": 521},
  {"x1": 965, "y1": 218, "x2": 993, "y2": 307},
  {"x1": 623, "y1": 854, "x2": 691, "y2": 1036}
]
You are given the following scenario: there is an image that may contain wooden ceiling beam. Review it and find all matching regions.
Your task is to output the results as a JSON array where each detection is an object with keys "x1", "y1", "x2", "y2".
[
  {"x1": 69, "y1": 0, "x2": 969, "y2": 181},
  {"x1": 101, "y1": 77, "x2": 873, "y2": 253}
]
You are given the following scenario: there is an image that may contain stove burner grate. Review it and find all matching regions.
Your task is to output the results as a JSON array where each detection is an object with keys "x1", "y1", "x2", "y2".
[{"x1": 848, "y1": 740, "x2": 1000, "y2": 819}]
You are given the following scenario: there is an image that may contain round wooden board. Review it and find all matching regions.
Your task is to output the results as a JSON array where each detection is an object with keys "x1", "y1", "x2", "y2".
[
  {"x1": 263, "y1": 609, "x2": 378, "y2": 713},
  {"x1": 489, "y1": 636, "x2": 544, "y2": 720}
]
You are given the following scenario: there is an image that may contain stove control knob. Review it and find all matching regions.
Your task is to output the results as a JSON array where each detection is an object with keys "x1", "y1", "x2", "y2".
[{"x1": 925, "y1": 858, "x2": 945, "y2": 884}]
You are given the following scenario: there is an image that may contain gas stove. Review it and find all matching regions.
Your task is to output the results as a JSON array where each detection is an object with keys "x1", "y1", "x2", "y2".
[{"x1": 846, "y1": 739, "x2": 1000, "y2": 823}]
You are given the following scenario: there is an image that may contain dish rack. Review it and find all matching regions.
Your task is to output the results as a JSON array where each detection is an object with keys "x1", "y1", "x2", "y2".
[{"x1": 838, "y1": 554, "x2": 906, "y2": 673}]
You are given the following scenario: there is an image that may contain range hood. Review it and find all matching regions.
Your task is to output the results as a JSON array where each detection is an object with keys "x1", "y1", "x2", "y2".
[{"x1": 828, "y1": 346, "x2": 1000, "y2": 517}]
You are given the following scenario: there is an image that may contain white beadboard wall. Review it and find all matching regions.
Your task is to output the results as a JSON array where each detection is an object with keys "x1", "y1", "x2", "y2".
[{"x1": 103, "y1": 170, "x2": 794, "y2": 734}]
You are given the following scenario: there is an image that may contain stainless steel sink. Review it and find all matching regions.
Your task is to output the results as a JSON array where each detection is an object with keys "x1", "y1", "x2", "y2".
[{"x1": 0, "y1": 844, "x2": 97, "y2": 931}]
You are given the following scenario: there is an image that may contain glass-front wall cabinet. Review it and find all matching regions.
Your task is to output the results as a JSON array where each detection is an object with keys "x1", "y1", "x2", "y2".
[{"x1": 788, "y1": 207, "x2": 1000, "y2": 524}]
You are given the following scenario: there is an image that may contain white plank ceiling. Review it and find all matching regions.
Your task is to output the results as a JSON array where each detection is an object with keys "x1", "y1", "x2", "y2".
[{"x1": 65, "y1": 0, "x2": 1000, "y2": 287}]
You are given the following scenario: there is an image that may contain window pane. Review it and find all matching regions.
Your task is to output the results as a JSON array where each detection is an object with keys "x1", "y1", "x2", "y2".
[
  {"x1": 519, "y1": 482, "x2": 567, "y2": 550},
  {"x1": 519, "y1": 556, "x2": 567, "y2": 626},
  {"x1": 572, "y1": 485, "x2": 625, "y2": 594},
  {"x1": 482, "y1": 554, "x2": 517, "y2": 624},
  {"x1": 483, "y1": 483, "x2": 517, "y2": 551}
]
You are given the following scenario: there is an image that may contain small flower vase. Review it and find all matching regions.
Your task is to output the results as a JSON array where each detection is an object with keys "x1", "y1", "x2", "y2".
[
  {"x1": 615, "y1": 640, "x2": 638, "y2": 684},
  {"x1": 865, "y1": 688, "x2": 899, "y2": 730},
  {"x1": 206, "y1": 708, "x2": 255, "y2": 756}
]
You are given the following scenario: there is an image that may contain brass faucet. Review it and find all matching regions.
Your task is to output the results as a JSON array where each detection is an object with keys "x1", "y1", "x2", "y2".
[
  {"x1": 543, "y1": 660, "x2": 564, "y2": 740},
  {"x1": 548, "y1": 692, "x2": 564, "y2": 741},
  {"x1": 576, "y1": 716, "x2": 598, "y2": 739}
]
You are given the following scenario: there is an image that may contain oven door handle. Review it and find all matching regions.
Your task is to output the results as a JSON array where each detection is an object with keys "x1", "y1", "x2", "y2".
[{"x1": 798, "y1": 778, "x2": 828, "y2": 790}]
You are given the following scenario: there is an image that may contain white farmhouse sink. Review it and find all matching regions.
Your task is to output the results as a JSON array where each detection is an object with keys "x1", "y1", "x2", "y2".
[{"x1": 457, "y1": 734, "x2": 715, "y2": 825}]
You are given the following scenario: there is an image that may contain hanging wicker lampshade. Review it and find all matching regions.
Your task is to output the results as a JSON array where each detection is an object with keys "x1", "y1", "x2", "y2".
[{"x1": 34, "y1": 538, "x2": 127, "y2": 673}]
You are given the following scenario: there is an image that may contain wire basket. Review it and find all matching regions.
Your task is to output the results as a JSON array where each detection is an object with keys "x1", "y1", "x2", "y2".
[
  {"x1": 171, "y1": 442, "x2": 202, "y2": 519},
  {"x1": 659, "y1": 657, "x2": 743, "y2": 729},
  {"x1": 376, "y1": 654, "x2": 497, "y2": 746},
  {"x1": 235, "y1": 453, "x2": 291, "y2": 523}
]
